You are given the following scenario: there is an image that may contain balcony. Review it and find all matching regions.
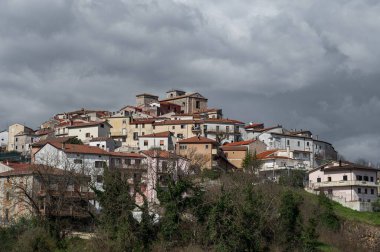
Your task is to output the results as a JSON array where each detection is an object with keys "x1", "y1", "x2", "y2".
[{"x1": 310, "y1": 180, "x2": 379, "y2": 189}]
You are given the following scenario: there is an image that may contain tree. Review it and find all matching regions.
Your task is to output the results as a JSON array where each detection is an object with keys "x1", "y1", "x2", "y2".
[
  {"x1": 278, "y1": 190, "x2": 303, "y2": 251},
  {"x1": 66, "y1": 137, "x2": 83, "y2": 145},
  {"x1": 318, "y1": 192, "x2": 340, "y2": 231},
  {"x1": 242, "y1": 151, "x2": 262, "y2": 174}
]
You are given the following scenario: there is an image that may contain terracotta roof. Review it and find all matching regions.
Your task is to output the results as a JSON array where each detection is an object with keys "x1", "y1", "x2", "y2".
[
  {"x1": 220, "y1": 146, "x2": 247, "y2": 151},
  {"x1": 177, "y1": 136, "x2": 218, "y2": 144},
  {"x1": 34, "y1": 129, "x2": 54, "y2": 136},
  {"x1": 66, "y1": 121, "x2": 112, "y2": 129},
  {"x1": 160, "y1": 101, "x2": 181, "y2": 106},
  {"x1": 204, "y1": 118, "x2": 244, "y2": 124},
  {"x1": 32, "y1": 136, "x2": 76, "y2": 147},
  {"x1": 193, "y1": 108, "x2": 221, "y2": 114},
  {"x1": 244, "y1": 123, "x2": 264, "y2": 129},
  {"x1": 0, "y1": 165, "x2": 67, "y2": 177},
  {"x1": 309, "y1": 161, "x2": 380, "y2": 173},
  {"x1": 253, "y1": 125, "x2": 282, "y2": 132},
  {"x1": 141, "y1": 150, "x2": 174, "y2": 159},
  {"x1": 139, "y1": 131, "x2": 172, "y2": 138},
  {"x1": 109, "y1": 152, "x2": 145, "y2": 158},
  {"x1": 224, "y1": 140, "x2": 256, "y2": 146},
  {"x1": 5, "y1": 162, "x2": 30, "y2": 170},
  {"x1": 48, "y1": 142, "x2": 110, "y2": 155},
  {"x1": 154, "y1": 119, "x2": 202, "y2": 126},
  {"x1": 256, "y1": 150, "x2": 278, "y2": 159}
]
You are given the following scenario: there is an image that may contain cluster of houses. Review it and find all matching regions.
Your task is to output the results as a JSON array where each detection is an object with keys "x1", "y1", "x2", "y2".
[{"x1": 0, "y1": 89, "x2": 378, "y2": 224}]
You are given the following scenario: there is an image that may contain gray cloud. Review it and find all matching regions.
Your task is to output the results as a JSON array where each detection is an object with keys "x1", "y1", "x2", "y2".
[{"x1": 1, "y1": 0, "x2": 380, "y2": 163}]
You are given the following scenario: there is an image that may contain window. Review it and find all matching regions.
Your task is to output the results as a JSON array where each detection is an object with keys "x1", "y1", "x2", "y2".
[
  {"x1": 364, "y1": 188, "x2": 368, "y2": 194},
  {"x1": 135, "y1": 159, "x2": 141, "y2": 165},
  {"x1": 307, "y1": 142, "x2": 310, "y2": 147},
  {"x1": 142, "y1": 124, "x2": 145, "y2": 128},
  {"x1": 162, "y1": 161, "x2": 168, "y2": 172},
  {"x1": 172, "y1": 126, "x2": 175, "y2": 130},
  {"x1": 216, "y1": 126, "x2": 220, "y2": 132},
  {"x1": 364, "y1": 176, "x2": 369, "y2": 181},
  {"x1": 226, "y1": 126, "x2": 230, "y2": 132},
  {"x1": 15, "y1": 146, "x2": 18, "y2": 150},
  {"x1": 196, "y1": 101, "x2": 200, "y2": 109},
  {"x1": 122, "y1": 119, "x2": 127, "y2": 124},
  {"x1": 135, "y1": 124, "x2": 138, "y2": 128},
  {"x1": 180, "y1": 144, "x2": 187, "y2": 150},
  {"x1": 97, "y1": 144, "x2": 100, "y2": 147},
  {"x1": 181, "y1": 124, "x2": 185, "y2": 129},
  {"x1": 343, "y1": 175, "x2": 347, "y2": 181},
  {"x1": 133, "y1": 132, "x2": 138, "y2": 140},
  {"x1": 144, "y1": 140, "x2": 148, "y2": 146},
  {"x1": 371, "y1": 189, "x2": 375, "y2": 195},
  {"x1": 356, "y1": 175, "x2": 362, "y2": 181},
  {"x1": 358, "y1": 188, "x2": 361, "y2": 194},
  {"x1": 205, "y1": 144, "x2": 209, "y2": 149},
  {"x1": 96, "y1": 175, "x2": 103, "y2": 183},
  {"x1": 297, "y1": 141, "x2": 300, "y2": 147},
  {"x1": 95, "y1": 161, "x2": 106, "y2": 168},
  {"x1": 287, "y1": 140, "x2": 290, "y2": 146},
  {"x1": 177, "y1": 134, "x2": 183, "y2": 139},
  {"x1": 15, "y1": 138, "x2": 18, "y2": 142},
  {"x1": 122, "y1": 137, "x2": 126, "y2": 142},
  {"x1": 86, "y1": 133, "x2": 90, "y2": 137},
  {"x1": 142, "y1": 132, "x2": 145, "y2": 136},
  {"x1": 74, "y1": 159, "x2": 83, "y2": 164},
  {"x1": 100, "y1": 123, "x2": 104, "y2": 128},
  {"x1": 327, "y1": 177, "x2": 331, "y2": 182},
  {"x1": 160, "y1": 140, "x2": 164, "y2": 146},
  {"x1": 371, "y1": 177, "x2": 374, "y2": 182},
  {"x1": 153, "y1": 126, "x2": 155, "y2": 130}
]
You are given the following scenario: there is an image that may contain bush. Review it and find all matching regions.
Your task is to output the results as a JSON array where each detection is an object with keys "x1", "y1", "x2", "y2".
[{"x1": 12, "y1": 227, "x2": 57, "y2": 252}]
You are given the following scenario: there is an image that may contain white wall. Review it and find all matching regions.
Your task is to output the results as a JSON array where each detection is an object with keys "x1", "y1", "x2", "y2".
[{"x1": 0, "y1": 131, "x2": 8, "y2": 148}]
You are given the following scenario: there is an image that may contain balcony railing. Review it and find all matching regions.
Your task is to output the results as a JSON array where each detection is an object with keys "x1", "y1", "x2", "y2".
[{"x1": 310, "y1": 180, "x2": 379, "y2": 189}]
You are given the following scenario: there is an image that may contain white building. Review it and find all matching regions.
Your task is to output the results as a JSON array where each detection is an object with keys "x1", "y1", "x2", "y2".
[
  {"x1": 67, "y1": 121, "x2": 112, "y2": 144},
  {"x1": 89, "y1": 137, "x2": 121, "y2": 152},
  {"x1": 308, "y1": 161, "x2": 379, "y2": 211},
  {"x1": 246, "y1": 125, "x2": 337, "y2": 168},
  {"x1": 202, "y1": 119, "x2": 245, "y2": 144},
  {"x1": 138, "y1": 131, "x2": 175, "y2": 151}
]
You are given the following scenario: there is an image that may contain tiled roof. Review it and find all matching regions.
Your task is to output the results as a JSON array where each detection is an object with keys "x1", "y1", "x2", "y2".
[
  {"x1": 220, "y1": 146, "x2": 247, "y2": 151},
  {"x1": 66, "y1": 121, "x2": 112, "y2": 129},
  {"x1": 224, "y1": 140, "x2": 256, "y2": 146},
  {"x1": 139, "y1": 131, "x2": 172, "y2": 138},
  {"x1": 177, "y1": 136, "x2": 218, "y2": 144},
  {"x1": 141, "y1": 150, "x2": 173, "y2": 159},
  {"x1": 154, "y1": 119, "x2": 202, "y2": 125},
  {"x1": 256, "y1": 150, "x2": 278, "y2": 159},
  {"x1": 48, "y1": 142, "x2": 110, "y2": 155},
  {"x1": 109, "y1": 152, "x2": 145, "y2": 158},
  {"x1": 136, "y1": 93, "x2": 159, "y2": 98},
  {"x1": 32, "y1": 136, "x2": 76, "y2": 147},
  {"x1": 203, "y1": 118, "x2": 244, "y2": 124},
  {"x1": 0, "y1": 165, "x2": 69, "y2": 177},
  {"x1": 244, "y1": 123, "x2": 264, "y2": 129},
  {"x1": 310, "y1": 161, "x2": 380, "y2": 173}
]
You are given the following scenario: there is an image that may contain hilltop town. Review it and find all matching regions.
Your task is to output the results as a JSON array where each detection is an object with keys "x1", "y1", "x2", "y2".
[{"x1": 0, "y1": 89, "x2": 378, "y2": 228}]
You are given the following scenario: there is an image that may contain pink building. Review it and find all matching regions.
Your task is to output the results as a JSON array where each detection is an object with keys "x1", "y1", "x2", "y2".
[{"x1": 308, "y1": 161, "x2": 379, "y2": 211}]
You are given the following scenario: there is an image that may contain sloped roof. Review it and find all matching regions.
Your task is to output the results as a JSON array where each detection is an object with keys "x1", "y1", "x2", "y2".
[
  {"x1": 48, "y1": 142, "x2": 110, "y2": 155},
  {"x1": 224, "y1": 140, "x2": 256, "y2": 146},
  {"x1": 220, "y1": 146, "x2": 247, "y2": 151},
  {"x1": 140, "y1": 150, "x2": 186, "y2": 159},
  {"x1": 177, "y1": 136, "x2": 218, "y2": 144},
  {"x1": 109, "y1": 152, "x2": 145, "y2": 158},
  {"x1": 32, "y1": 136, "x2": 76, "y2": 147},
  {"x1": 66, "y1": 121, "x2": 112, "y2": 129},
  {"x1": 160, "y1": 92, "x2": 207, "y2": 102},
  {"x1": 139, "y1": 131, "x2": 172, "y2": 138}
]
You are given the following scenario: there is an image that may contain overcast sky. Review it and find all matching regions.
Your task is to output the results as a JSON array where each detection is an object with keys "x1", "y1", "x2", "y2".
[{"x1": 0, "y1": 0, "x2": 379, "y2": 164}]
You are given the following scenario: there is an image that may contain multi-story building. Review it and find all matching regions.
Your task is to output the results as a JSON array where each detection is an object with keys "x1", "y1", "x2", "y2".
[
  {"x1": 159, "y1": 90, "x2": 208, "y2": 114},
  {"x1": 7, "y1": 124, "x2": 34, "y2": 152},
  {"x1": 67, "y1": 121, "x2": 112, "y2": 144},
  {"x1": 176, "y1": 136, "x2": 218, "y2": 170},
  {"x1": 220, "y1": 140, "x2": 267, "y2": 168},
  {"x1": 308, "y1": 161, "x2": 379, "y2": 211},
  {"x1": 0, "y1": 165, "x2": 94, "y2": 225},
  {"x1": 246, "y1": 124, "x2": 337, "y2": 168},
  {"x1": 138, "y1": 131, "x2": 175, "y2": 151}
]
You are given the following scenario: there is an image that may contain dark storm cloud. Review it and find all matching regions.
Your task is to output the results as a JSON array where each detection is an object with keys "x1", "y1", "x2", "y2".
[{"x1": 0, "y1": 0, "x2": 379, "y2": 163}]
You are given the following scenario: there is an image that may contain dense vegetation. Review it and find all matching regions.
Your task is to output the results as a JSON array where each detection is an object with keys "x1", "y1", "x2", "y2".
[{"x1": 0, "y1": 169, "x2": 379, "y2": 251}]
